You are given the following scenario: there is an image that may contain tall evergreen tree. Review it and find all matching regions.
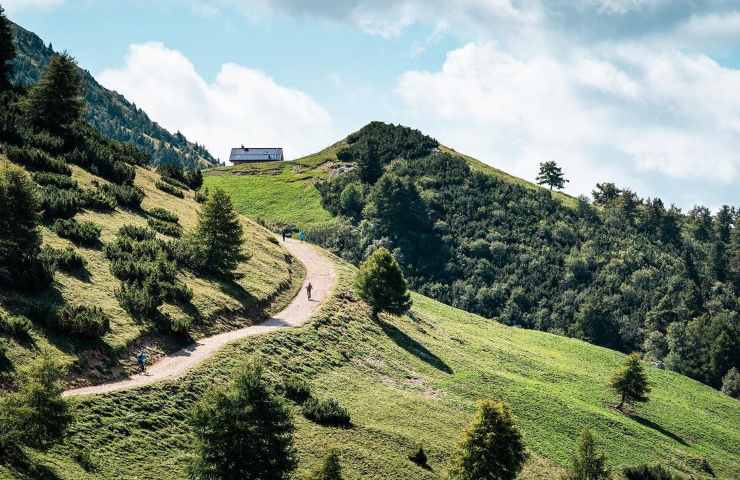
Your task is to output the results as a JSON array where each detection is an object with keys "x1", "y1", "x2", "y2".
[
  {"x1": 356, "y1": 138, "x2": 382, "y2": 184},
  {"x1": 0, "y1": 163, "x2": 42, "y2": 278},
  {"x1": 189, "y1": 360, "x2": 297, "y2": 480},
  {"x1": 563, "y1": 429, "x2": 611, "y2": 480},
  {"x1": 355, "y1": 247, "x2": 412, "y2": 317},
  {"x1": 449, "y1": 400, "x2": 527, "y2": 480},
  {"x1": 192, "y1": 188, "x2": 244, "y2": 275},
  {"x1": 23, "y1": 52, "x2": 83, "y2": 134},
  {"x1": 0, "y1": 4, "x2": 15, "y2": 91},
  {"x1": 609, "y1": 353, "x2": 651, "y2": 411},
  {"x1": 536, "y1": 161, "x2": 568, "y2": 191}
]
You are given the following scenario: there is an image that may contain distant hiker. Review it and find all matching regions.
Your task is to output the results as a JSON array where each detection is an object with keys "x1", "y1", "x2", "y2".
[
  {"x1": 299, "y1": 230, "x2": 305, "y2": 241},
  {"x1": 281, "y1": 229, "x2": 286, "y2": 242},
  {"x1": 306, "y1": 282, "x2": 313, "y2": 300},
  {"x1": 137, "y1": 351, "x2": 148, "y2": 374}
]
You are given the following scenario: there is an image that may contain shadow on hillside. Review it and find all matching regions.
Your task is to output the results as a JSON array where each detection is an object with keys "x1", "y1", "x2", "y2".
[
  {"x1": 376, "y1": 318, "x2": 453, "y2": 374},
  {"x1": 5, "y1": 448, "x2": 62, "y2": 480},
  {"x1": 631, "y1": 415, "x2": 688, "y2": 446},
  {"x1": 214, "y1": 276, "x2": 258, "y2": 308}
]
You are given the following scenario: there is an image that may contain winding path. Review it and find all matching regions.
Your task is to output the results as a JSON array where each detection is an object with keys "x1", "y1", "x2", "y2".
[{"x1": 63, "y1": 239, "x2": 336, "y2": 397}]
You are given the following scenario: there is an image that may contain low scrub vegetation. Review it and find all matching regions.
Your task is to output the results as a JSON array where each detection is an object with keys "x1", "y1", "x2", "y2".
[
  {"x1": 148, "y1": 207, "x2": 179, "y2": 224},
  {"x1": 52, "y1": 218, "x2": 102, "y2": 246},
  {"x1": 52, "y1": 304, "x2": 110, "y2": 338},
  {"x1": 39, "y1": 245, "x2": 86, "y2": 272},
  {"x1": 0, "y1": 313, "x2": 33, "y2": 339},
  {"x1": 302, "y1": 397, "x2": 352, "y2": 428},
  {"x1": 148, "y1": 218, "x2": 182, "y2": 238},
  {"x1": 155, "y1": 180, "x2": 184, "y2": 198},
  {"x1": 100, "y1": 182, "x2": 144, "y2": 209},
  {"x1": 32, "y1": 171, "x2": 77, "y2": 189},
  {"x1": 4, "y1": 144, "x2": 71, "y2": 175}
]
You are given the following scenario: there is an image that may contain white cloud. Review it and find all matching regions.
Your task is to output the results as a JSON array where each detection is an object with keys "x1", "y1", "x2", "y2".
[
  {"x1": 2, "y1": 0, "x2": 63, "y2": 13},
  {"x1": 397, "y1": 42, "x2": 740, "y2": 201},
  {"x1": 98, "y1": 42, "x2": 333, "y2": 162}
]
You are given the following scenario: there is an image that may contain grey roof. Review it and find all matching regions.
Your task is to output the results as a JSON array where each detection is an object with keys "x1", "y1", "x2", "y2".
[{"x1": 229, "y1": 147, "x2": 284, "y2": 162}]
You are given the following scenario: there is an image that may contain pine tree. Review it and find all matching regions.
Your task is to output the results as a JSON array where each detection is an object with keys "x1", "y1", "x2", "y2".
[
  {"x1": 23, "y1": 52, "x2": 83, "y2": 134},
  {"x1": 449, "y1": 400, "x2": 527, "y2": 480},
  {"x1": 189, "y1": 360, "x2": 297, "y2": 480},
  {"x1": 563, "y1": 429, "x2": 611, "y2": 480},
  {"x1": 536, "y1": 161, "x2": 569, "y2": 191},
  {"x1": 192, "y1": 188, "x2": 244, "y2": 275},
  {"x1": 307, "y1": 450, "x2": 344, "y2": 480},
  {"x1": 355, "y1": 247, "x2": 412, "y2": 317},
  {"x1": 609, "y1": 353, "x2": 651, "y2": 411},
  {"x1": 0, "y1": 4, "x2": 15, "y2": 91},
  {"x1": 0, "y1": 163, "x2": 42, "y2": 277},
  {"x1": 356, "y1": 138, "x2": 382, "y2": 184}
]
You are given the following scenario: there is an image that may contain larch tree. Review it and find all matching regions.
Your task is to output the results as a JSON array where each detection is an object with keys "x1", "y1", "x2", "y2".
[
  {"x1": 563, "y1": 429, "x2": 611, "y2": 480},
  {"x1": 609, "y1": 353, "x2": 651, "y2": 411},
  {"x1": 23, "y1": 52, "x2": 83, "y2": 135},
  {"x1": 0, "y1": 4, "x2": 15, "y2": 91},
  {"x1": 192, "y1": 188, "x2": 244, "y2": 275},
  {"x1": 536, "y1": 161, "x2": 569, "y2": 191},
  {"x1": 449, "y1": 400, "x2": 527, "y2": 480},
  {"x1": 355, "y1": 247, "x2": 412, "y2": 317}
]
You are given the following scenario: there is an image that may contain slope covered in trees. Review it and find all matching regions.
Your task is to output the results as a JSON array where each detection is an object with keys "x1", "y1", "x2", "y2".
[
  {"x1": 210, "y1": 122, "x2": 739, "y2": 394},
  {"x1": 8, "y1": 20, "x2": 217, "y2": 169}
]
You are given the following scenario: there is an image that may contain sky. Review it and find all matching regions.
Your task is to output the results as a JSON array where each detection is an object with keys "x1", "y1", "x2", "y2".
[{"x1": 5, "y1": 0, "x2": 740, "y2": 210}]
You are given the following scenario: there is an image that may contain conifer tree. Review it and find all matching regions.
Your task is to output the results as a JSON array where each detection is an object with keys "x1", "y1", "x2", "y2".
[
  {"x1": 192, "y1": 188, "x2": 244, "y2": 275},
  {"x1": 0, "y1": 163, "x2": 42, "y2": 276},
  {"x1": 0, "y1": 4, "x2": 15, "y2": 91},
  {"x1": 23, "y1": 52, "x2": 83, "y2": 134},
  {"x1": 563, "y1": 429, "x2": 611, "y2": 480},
  {"x1": 609, "y1": 353, "x2": 651, "y2": 411},
  {"x1": 307, "y1": 450, "x2": 344, "y2": 480},
  {"x1": 189, "y1": 360, "x2": 297, "y2": 480},
  {"x1": 536, "y1": 161, "x2": 569, "y2": 191},
  {"x1": 355, "y1": 247, "x2": 412, "y2": 317},
  {"x1": 449, "y1": 400, "x2": 527, "y2": 480}
]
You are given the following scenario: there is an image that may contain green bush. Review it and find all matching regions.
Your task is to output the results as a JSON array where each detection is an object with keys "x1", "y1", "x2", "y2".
[
  {"x1": 115, "y1": 283, "x2": 160, "y2": 319},
  {"x1": 52, "y1": 218, "x2": 102, "y2": 247},
  {"x1": 148, "y1": 207, "x2": 179, "y2": 224},
  {"x1": 19, "y1": 129, "x2": 65, "y2": 154},
  {"x1": 148, "y1": 218, "x2": 182, "y2": 238},
  {"x1": 53, "y1": 304, "x2": 109, "y2": 338},
  {"x1": 32, "y1": 172, "x2": 77, "y2": 190},
  {"x1": 40, "y1": 186, "x2": 83, "y2": 219},
  {"x1": 281, "y1": 377, "x2": 312, "y2": 404},
  {"x1": 14, "y1": 255, "x2": 55, "y2": 291},
  {"x1": 0, "y1": 313, "x2": 33, "y2": 338},
  {"x1": 39, "y1": 245, "x2": 86, "y2": 272},
  {"x1": 194, "y1": 189, "x2": 208, "y2": 203},
  {"x1": 155, "y1": 180, "x2": 184, "y2": 198},
  {"x1": 302, "y1": 397, "x2": 351, "y2": 428},
  {"x1": 4, "y1": 145, "x2": 71, "y2": 175},
  {"x1": 623, "y1": 464, "x2": 679, "y2": 480},
  {"x1": 160, "y1": 175, "x2": 189, "y2": 190},
  {"x1": 81, "y1": 188, "x2": 117, "y2": 211},
  {"x1": 101, "y1": 183, "x2": 144, "y2": 209},
  {"x1": 117, "y1": 224, "x2": 155, "y2": 242}
]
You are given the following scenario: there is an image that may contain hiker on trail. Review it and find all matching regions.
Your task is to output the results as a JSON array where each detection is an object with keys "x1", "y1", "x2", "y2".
[
  {"x1": 299, "y1": 230, "x2": 305, "y2": 241},
  {"x1": 281, "y1": 229, "x2": 286, "y2": 242},
  {"x1": 137, "y1": 351, "x2": 148, "y2": 374},
  {"x1": 306, "y1": 282, "x2": 313, "y2": 300}
]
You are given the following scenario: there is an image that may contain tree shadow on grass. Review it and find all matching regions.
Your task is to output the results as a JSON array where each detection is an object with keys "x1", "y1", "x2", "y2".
[
  {"x1": 5, "y1": 448, "x2": 62, "y2": 480},
  {"x1": 630, "y1": 415, "x2": 688, "y2": 446},
  {"x1": 213, "y1": 276, "x2": 259, "y2": 309},
  {"x1": 375, "y1": 318, "x2": 453, "y2": 374}
]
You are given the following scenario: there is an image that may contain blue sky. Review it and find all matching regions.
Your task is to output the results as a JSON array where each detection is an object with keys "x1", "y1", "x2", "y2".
[{"x1": 5, "y1": 0, "x2": 740, "y2": 210}]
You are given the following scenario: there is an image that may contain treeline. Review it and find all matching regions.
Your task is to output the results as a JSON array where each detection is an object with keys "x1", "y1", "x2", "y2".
[{"x1": 310, "y1": 122, "x2": 739, "y2": 394}]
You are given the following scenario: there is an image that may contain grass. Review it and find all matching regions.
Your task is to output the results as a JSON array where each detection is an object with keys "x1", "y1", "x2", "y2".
[
  {"x1": 204, "y1": 129, "x2": 579, "y2": 231},
  {"x1": 0, "y1": 155, "x2": 304, "y2": 386},
  {"x1": 5, "y1": 260, "x2": 737, "y2": 480}
]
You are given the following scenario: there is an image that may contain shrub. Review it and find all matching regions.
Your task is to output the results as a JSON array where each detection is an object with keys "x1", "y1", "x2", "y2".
[
  {"x1": 148, "y1": 207, "x2": 179, "y2": 224},
  {"x1": 0, "y1": 313, "x2": 32, "y2": 338},
  {"x1": 117, "y1": 224, "x2": 155, "y2": 242},
  {"x1": 721, "y1": 367, "x2": 740, "y2": 399},
  {"x1": 409, "y1": 446, "x2": 428, "y2": 467},
  {"x1": 161, "y1": 175, "x2": 189, "y2": 190},
  {"x1": 40, "y1": 186, "x2": 83, "y2": 219},
  {"x1": 19, "y1": 129, "x2": 65, "y2": 154},
  {"x1": 281, "y1": 377, "x2": 312, "y2": 404},
  {"x1": 39, "y1": 245, "x2": 86, "y2": 272},
  {"x1": 169, "y1": 315, "x2": 192, "y2": 334},
  {"x1": 81, "y1": 188, "x2": 117, "y2": 211},
  {"x1": 115, "y1": 283, "x2": 160, "y2": 319},
  {"x1": 32, "y1": 172, "x2": 77, "y2": 190},
  {"x1": 4, "y1": 145, "x2": 71, "y2": 175},
  {"x1": 623, "y1": 464, "x2": 678, "y2": 480},
  {"x1": 53, "y1": 305, "x2": 110, "y2": 338},
  {"x1": 148, "y1": 218, "x2": 182, "y2": 238},
  {"x1": 155, "y1": 180, "x2": 184, "y2": 198},
  {"x1": 194, "y1": 189, "x2": 208, "y2": 203},
  {"x1": 14, "y1": 255, "x2": 55, "y2": 291},
  {"x1": 101, "y1": 183, "x2": 144, "y2": 209},
  {"x1": 52, "y1": 218, "x2": 102, "y2": 247},
  {"x1": 302, "y1": 397, "x2": 351, "y2": 428}
]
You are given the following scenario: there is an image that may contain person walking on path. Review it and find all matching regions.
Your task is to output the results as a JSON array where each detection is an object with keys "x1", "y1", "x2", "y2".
[
  {"x1": 306, "y1": 281, "x2": 313, "y2": 301},
  {"x1": 281, "y1": 228, "x2": 287, "y2": 242},
  {"x1": 137, "y1": 351, "x2": 148, "y2": 374},
  {"x1": 299, "y1": 230, "x2": 305, "y2": 241}
]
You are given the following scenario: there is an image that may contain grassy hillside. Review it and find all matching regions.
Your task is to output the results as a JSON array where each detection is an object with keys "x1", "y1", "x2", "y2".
[
  {"x1": 204, "y1": 129, "x2": 577, "y2": 230},
  {"x1": 0, "y1": 154, "x2": 304, "y2": 387},
  {"x1": 6, "y1": 259, "x2": 738, "y2": 480}
]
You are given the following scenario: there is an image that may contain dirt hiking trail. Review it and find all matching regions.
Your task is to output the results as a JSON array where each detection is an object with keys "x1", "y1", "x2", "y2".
[{"x1": 64, "y1": 239, "x2": 335, "y2": 397}]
